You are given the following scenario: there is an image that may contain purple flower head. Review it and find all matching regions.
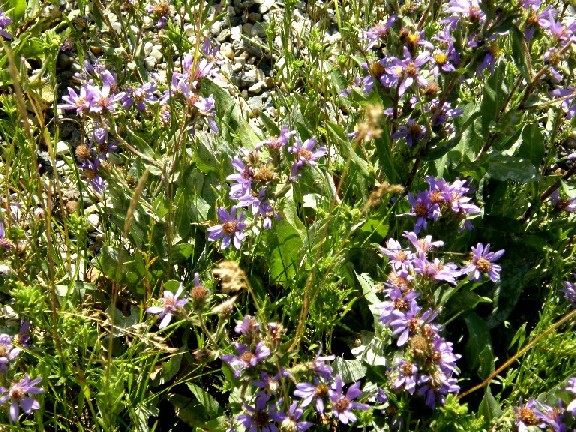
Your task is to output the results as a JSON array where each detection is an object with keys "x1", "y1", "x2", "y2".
[
  {"x1": 328, "y1": 376, "x2": 369, "y2": 424},
  {"x1": 365, "y1": 16, "x2": 397, "y2": 49},
  {"x1": 403, "y1": 231, "x2": 444, "y2": 255},
  {"x1": 227, "y1": 157, "x2": 253, "y2": 200},
  {"x1": 566, "y1": 378, "x2": 576, "y2": 415},
  {"x1": 310, "y1": 348, "x2": 335, "y2": 380},
  {"x1": 0, "y1": 11, "x2": 13, "y2": 39},
  {"x1": 58, "y1": 84, "x2": 96, "y2": 116},
  {"x1": 122, "y1": 82, "x2": 157, "y2": 111},
  {"x1": 253, "y1": 370, "x2": 288, "y2": 396},
  {"x1": 237, "y1": 392, "x2": 282, "y2": 432},
  {"x1": 194, "y1": 94, "x2": 218, "y2": 133},
  {"x1": 384, "y1": 47, "x2": 430, "y2": 96},
  {"x1": 551, "y1": 87, "x2": 576, "y2": 119},
  {"x1": 538, "y1": 8, "x2": 570, "y2": 42},
  {"x1": 391, "y1": 119, "x2": 425, "y2": 147},
  {"x1": 562, "y1": 280, "x2": 576, "y2": 307},
  {"x1": 234, "y1": 315, "x2": 261, "y2": 339},
  {"x1": 443, "y1": 0, "x2": 486, "y2": 28},
  {"x1": 294, "y1": 378, "x2": 330, "y2": 414},
  {"x1": 515, "y1": 398, "x2": 548, "y2": 431},
  {"x1": 0, "y1": 376, "x2": 43, "y2": 422},
  {"x1": 394, "y1": 360, "x2": 419, "y2": 395},
  {"x1": 207, "y1": 206, "x2": 247, "y2": 250},
  {"x1": 288, "y1": 137, "x2": 327, "y2": 180},
  {"x1": 221, "y1": 342, "x2": 270, "y2": 377},
  {"x1": 462, "y1": 243, "x2": 504, "y2": 282},
  {"x1": 146, "y1": 284, "x2": 188, "y2": 329},
  {"x1": 376, "y1": 287, "x2": 420, "y2": 328},
  {"x1": 378, "y1": 238, "x2": 413, "y2": 270},
  {"x1": 258, "y1": 127, "x2": 297, "y2": 151},
  {"x1": 404, "y1": 192, "x2": 440, "y2": 233},
  {"x1": 0, "y1": 334, "x2": 21, "y2": 373},
  {"x1": 17, "y1": 319, "x2": 30, "y2": 348},
  {"x1": 413, "y1": 256, "x2": 461, "y2": 285},
  {"x1": 0, "y1": 221, "x2": 14, "y2": 251},
  {"x1": 278, "y1": 401, "x2": 313, "y2": 431}
]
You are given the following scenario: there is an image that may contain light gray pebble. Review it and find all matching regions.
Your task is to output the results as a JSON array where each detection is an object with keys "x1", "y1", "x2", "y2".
[
  {"x1": 231, "y1": 25, "x2": 242, "y2": 41},
  {"x1": 144, "y1": 41, "x2": 154, "y2": 56},
  {"x1": 56, "y1": 141, "x2": 69, "y2": 156},
  {"x1": 248, "y1": 81, "x2": 267, "y2": 94},
  {"x1": 87, "y1": 214, "x2": 100, "y2": 232},
  {"x1": 145, "y1": 56, "x2": 157, "y2": 71},
  {"x1": 150, "y1": 48, "x2": 163, "y2": 62},
  {"x1": 216, "y1": 29, "x2": 231, "y2": 43}
]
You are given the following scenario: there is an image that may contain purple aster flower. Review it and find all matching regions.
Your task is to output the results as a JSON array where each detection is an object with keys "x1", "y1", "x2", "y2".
[
  {"x1": 384, "y1": 47, "x2": 430, "y2": 96},
  {"x1": 0, "y1": 10, "x2": 13, "y2": 39},
  {"x1": 376, "y1": 287, "x2": 420, "y2": 328},
  {"x1": 17, "y1": 319, "x2": 30, "y2": 348},
  {"x1": 394, "y1": 360, "x2": 419, "y2": 395},
  {"x1": 566, "y1": 378, "x2": 576, "y2": 415},
  {"x1": 122, "y1": 82, "x2": 157, "y2": 111},
  {"x1": 328, "y1": 376, "x2": 369, "y2": 424},
  {"x1": 417, "y1": 372, "x2": 460, "y2": 408},
  {"x1": 258, "y1": 127, "x2": 297, "y2": 151},
  {"x1": 207, "y1": 206, "x2": 247, "y2": 249},
  {"x1": 288, "y1": 137, "x2": 327, "y2": 180},
  {"x1": 538, "y1": 8, "x2": 569, "y2": 42},
  {"x1": 195, "y1": 94, "x2": 218, "y2": 133},
  {"x1": 237, "y1": 392, "x2": 282, "y2": 432},
  {"x1": 0, "y1": 334, "x2": 21, "y2": 373},
  {"x1": 253, "y1": 370, "x2": 288, "y2": 396},
  {"x1": 515, "y1": 398, "x2": 548, "y2": 431},
  {"x1": 0, "y1": 376, "x2": 43, "y2": 422},
  {"x1": 378, "y1": 238, "x2": 413, "y2": 270},
  {"x1": 294, "y1": 379, "x2": 330, "y2": 414},
  {"x1": 413, "y1": 256, "x2": 461, "y2": 285},
  {"x1": 146, "y1": 284, "x2": 188, "y2": 329},
  {"x1": 443, "y1": 0, "x2": 486, "y2": 28},
  {"x1": 234, "y1": 315, "x2": 261, "y2": 339},
  {"x1": 277, "y1": 401, "x2": 313, "y2": 431},
  {"x1": 227, "y1": 156, "x2": 254, "y2": 200},
  {"x1": 404, "y1": 192, "x2": 440, "y2": 233},
  {"x1": 89, "y1": 80, "x2": 125, "y2": 114},
  {"x1": 403, "y1": 231, "x2": 444, "y2": 255},
  {"x1": 562, "y1": 280, "x2": 576, "y2": 307},
  {"x1": 145, "y1": 0, "x2": 172, "y2": 29},
  {"x1": 221, "y1": 342, "x2": 270, "y2": 377},
  {"x1": 550, "y1": 87, "x2": 576, "y2": 119},
  {"x1": 58, "y1": 84, "x2": 97, "y2": 116},
  {"x1": 0, "y1": 221, "x2": 15, "y2": 251},
  {"x1": 310, "y1": 348, "x2": 335, "y2": 380},
  {"x1": 428, "y1": 99, "x2": 463, "y2": 127},
  {"x1": 462, "y1": 243, "x2": 504, "y2": 282},
  {"x1": 392, "y1": 119, "x2": 426, "y2": 147},
  {"x1": 365, "y1": 15, "x2": 397, "y2": 49}
]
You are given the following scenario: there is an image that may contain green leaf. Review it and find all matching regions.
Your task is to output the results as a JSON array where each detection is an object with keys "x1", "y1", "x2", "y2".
[
  {"x1": 202, "y1": 79, "x2": 261, "y2": 149},
  {"x1": 517, "y1": 122, "x2": 545, "y2": 167},
  {"x1": 480, "y1": 62, "x2": 507, "y2": 136},
  {"x1": 464, "y1": 312, "x2": 495, "y2": 380},
  {"x1": 332, "y1": 358, "x2": 367, "y2": 383},
  {"x1": 374, "y1": 122, "x2": 400, "y2": 183},
  {"x1": 356, "y1": 272, "x2": 380, "y2": 306},
  {"x1": 510, "y1": 25, "x2": 531, "y2": 82},
  {"x1": 9, "y1": 0, "x2": 26, "y2": 22},
  {"x1": 478, "y1": 386, "x2": 502, "y2": 423},
  {"x1": 268, "y1": 219, "x2": 303, "y2": 283},
  {"x1": 487, "y1": 154, "x2": 537, "y2": 183},
  {"x1": 186, "y1": 383, "x2": 222, "y2": 418}
]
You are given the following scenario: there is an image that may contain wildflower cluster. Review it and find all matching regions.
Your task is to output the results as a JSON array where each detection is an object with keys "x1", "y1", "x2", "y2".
[
  {"x1": 222, "y1": 315, "x2": 370, "y2": 430},
  {"x1": 208, "y1": 128, "x2": 326, "y2": 249},
  {"x1": 58, "y1": 40, "x2": 220, "y2": 192},
  {"x1": 514, "y1": 378, "x2": 576, "y2": 432},
  {"x1": 404, "y1": 176, "x2": 481, "y2": 233},
  {"x1": 0, "y1": 321, "x2": 43, "y2": 422}
]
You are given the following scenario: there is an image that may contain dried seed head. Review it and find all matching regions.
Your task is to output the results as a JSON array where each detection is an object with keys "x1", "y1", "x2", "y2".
[
  {"x1": 212, "y1": 261, "x2": 248, "y2": 294},
  {"x1": 75, "y1": 144, "x2": 91, "y2": 160}
]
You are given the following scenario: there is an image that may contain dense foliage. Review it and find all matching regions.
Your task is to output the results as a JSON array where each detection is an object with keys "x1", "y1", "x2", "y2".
[{"x1": 0, "y1": 0, "x2": 575, "y2": 430}]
